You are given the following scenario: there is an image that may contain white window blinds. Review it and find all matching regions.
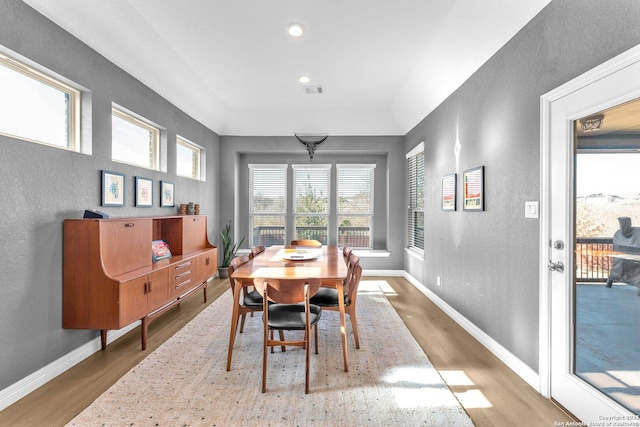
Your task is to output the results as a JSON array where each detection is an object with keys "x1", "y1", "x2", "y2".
[
  {"x1": 293, "y1": 164, "x2": 331, "y2": 244},
  {"x1": 249, "y1": 164, "x2": 287, "y2": 246},
  {"x1": 337, "y1": 164, "x2": 375, "y2": 249},
  {"x1": 407, "y1": 142, "x2": 425, "y2": 251}
]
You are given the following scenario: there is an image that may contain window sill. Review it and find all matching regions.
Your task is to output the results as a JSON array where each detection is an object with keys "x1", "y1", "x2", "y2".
[
  {"x1": 405, "y1": 247, "x2": 424, "y2": 261},
  {"x1": 351, "y1": 249, "x2": 391, "y2": 258}
]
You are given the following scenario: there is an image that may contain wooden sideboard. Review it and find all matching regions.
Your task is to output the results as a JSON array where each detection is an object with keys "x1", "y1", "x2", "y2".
[{"x1": 63, "y1": 215, "x2": 218, "y2": 350}]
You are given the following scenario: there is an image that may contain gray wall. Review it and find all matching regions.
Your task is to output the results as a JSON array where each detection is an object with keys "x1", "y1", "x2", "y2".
[
  {"x1": 3, "y1": 0, "x2": 640, "y2": 400},
  {"x1": 404, "y1": 0, "x2": 640, "y2": 371},
  {"x1": 0, "y1": 1, "x2": 220, "y2": 390},
  {"x1": 219, "y1": 135, "x2": 405, "y2": 271}
]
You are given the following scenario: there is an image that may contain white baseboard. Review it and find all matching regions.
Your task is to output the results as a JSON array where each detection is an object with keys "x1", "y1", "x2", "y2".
[
  {"x1": 0, "y1": 322, "x2": 139, "y2": 412},
  {"x1": 402, "y1": 271, "x2": 540, "y2": 390},
  {"x1": 1, "y1": 272, "x2": 540, "y2": 411},
  {"x1": 362, "y1": 269, "x2": 404, "y2": 277}
]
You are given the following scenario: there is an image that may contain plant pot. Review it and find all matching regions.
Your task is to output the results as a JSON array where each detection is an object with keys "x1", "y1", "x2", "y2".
[{"x1": 218, "y1": 267, "x2": 229, "y2": 279}]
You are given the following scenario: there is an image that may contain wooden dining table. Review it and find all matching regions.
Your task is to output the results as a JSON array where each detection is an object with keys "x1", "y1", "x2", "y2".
[{"x1": 228, "y1": 245, "x2": 349, "y2": 372}]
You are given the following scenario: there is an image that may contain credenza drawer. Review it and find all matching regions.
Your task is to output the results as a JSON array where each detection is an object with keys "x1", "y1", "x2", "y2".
[
  {"x1": 169, "y1": 259, "x2": 195, "y2": 297},
  {"x1": 100, "y1": 219, "x2": 152, "y2": 276}
]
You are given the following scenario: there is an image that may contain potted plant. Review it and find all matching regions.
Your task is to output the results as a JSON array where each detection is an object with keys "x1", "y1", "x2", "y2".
[{"x1": 218, "y1": 223, "x2": 245, "y2": 279}]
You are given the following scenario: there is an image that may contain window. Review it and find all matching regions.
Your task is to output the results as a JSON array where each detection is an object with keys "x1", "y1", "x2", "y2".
[
  {"x1": 337, "y1": 164, "x2": 375, "y2": 249},
  {"x1": 249, "y1": 165, "x2": 287, "y2": 246},
  {"x1": 407, "y1": 142, "x2": 425, "y2": 252},
  {"x1": 293, "y1": 164, "x2": 331, "y2": 244},
  {"x1": 112, "y1": 107, "x2": 160, "y2": 170},
  {"x1": 176, "y1": 136, "x2": 201, "y2": 180},
  {"x1": 0, "y1": 52, "x2": 80, "y2": 150}
]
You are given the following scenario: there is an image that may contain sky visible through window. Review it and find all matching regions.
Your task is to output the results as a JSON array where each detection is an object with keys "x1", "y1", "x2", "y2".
[
  {"x1": 177, "y1": 143, "x2": 194, "y2": 177},
  {"x1": 576, "y1": 153, "x2": 640, "y2": 196},
  {"x1": 0, "y1": 64, "x2": 68, "y2": 147},
  {"x1": 112, "y1": 113, "x2": 152, "y2": 167}
]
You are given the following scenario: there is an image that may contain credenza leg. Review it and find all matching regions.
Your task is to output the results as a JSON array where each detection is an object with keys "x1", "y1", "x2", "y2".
[
  {"x1": 100, "y1": 330, "x2": 107, "y2": 350},
  {"x1": 141, "y1": 317, "x2": 148, "y2": 351}
]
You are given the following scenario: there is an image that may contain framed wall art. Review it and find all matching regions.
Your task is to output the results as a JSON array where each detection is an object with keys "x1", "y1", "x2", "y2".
[
  {"x1": 441, "y1": 173, "x2": 456, "y2": 211},
  {"x1": 160, "y1": 180, "x2": 175, "y2": 207},
  {"x1": 463, "y1": 166, "x2": 484, "y2": 211},
  {"x1": 135, "y1": 176, "x2": 153, "y2": 207},
  {"x1": 101, "y1": 170, "x2": 125, "y2": 207}
]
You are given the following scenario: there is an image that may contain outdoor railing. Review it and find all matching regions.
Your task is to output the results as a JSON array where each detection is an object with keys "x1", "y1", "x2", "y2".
[
  {"x1": 251, "y1": 230, "x2": 610, "y2": 280},
  {"x1": 252, "y1": 225, "x2": 371, "y2": 248},
  {"x1": 575, "y1": 237, "x2": 613, "y2": 282}
]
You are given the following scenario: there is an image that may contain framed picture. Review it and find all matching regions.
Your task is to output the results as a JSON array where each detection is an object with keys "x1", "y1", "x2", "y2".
[
  {"x1": 101, "y1": 170, "x2": 125, "y2": 207},
  {"x1": 441, "y1": 173, "x2": 456, "y2": 211},
  {"x1": 463, "y1": 166, "x2": 484, "y2": 211},
  {"x1": 160, "y1": 181, "x2": 175, "y2": 207},
  {"x1": 135, "y1": 176, "x2": 153, "y2": 207}
]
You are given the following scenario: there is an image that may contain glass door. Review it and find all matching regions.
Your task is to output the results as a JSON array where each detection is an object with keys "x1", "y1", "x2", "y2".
[
  {"x1": 543, "y1": 45, "x2": 640, "y2": 423},
  {"x1": 574, "y1": 100, "x2": 640, "y2": 416}
]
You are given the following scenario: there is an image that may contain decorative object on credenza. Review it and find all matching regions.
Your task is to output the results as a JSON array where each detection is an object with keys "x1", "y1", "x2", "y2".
[
  {"x1": 295, "y1": 132, "x2": 328, "y2": 161},
  {"x1": 219, "y1": 223, "x2": 245, "y2": 279},
  {"x1": 135, "y1": 176, "x2": 153, "y2": 208},
  {"x1": 463, "y1": 166, "x2": 484, "y2": 211},
  {"x1": 83, "y1": 209, "x2": 109, "y2": 219},
  {"x1": 160, "y1": 181, "x2": 175, "y2": 207},
  {"x1": 179, "y1": 202, "x2": 200, "y2": 215},
  {"x1": 151, "y1": 240, "x2": 172, "y2": 262},
  {"x1": 101, "y1": 170, "x2": 125, "y2": 207},
  {"x1": 442, "y1": 173, "x2": 457, "y2": 211}
]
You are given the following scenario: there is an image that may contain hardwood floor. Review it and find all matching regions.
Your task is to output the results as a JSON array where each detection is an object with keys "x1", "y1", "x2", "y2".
[{"x1": 0, "y1": 276, "x2": 577, "y2": 426}]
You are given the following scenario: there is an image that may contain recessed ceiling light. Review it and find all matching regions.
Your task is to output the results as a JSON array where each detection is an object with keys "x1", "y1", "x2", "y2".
[
  {"x1": 287, "y1": 23, "x2": 304, "y2": 37},
  {"x1": 298, "y1": 75, "x2": 310, "y2": 84}
]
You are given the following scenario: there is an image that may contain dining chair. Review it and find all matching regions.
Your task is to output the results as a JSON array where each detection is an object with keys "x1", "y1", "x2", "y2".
[
  {"x1": 342, "y1": 246, "x2": 353, "y2": 265},
  {"x1": 311, "y1": 255, "x2": 362, "y2": 349},
  {"x1": 250, "y1": 245, "x2": 265, "y2": 258},
  {"x1": 227, "y1": 255, "x2": 263, "y2": 334},
  {"x1": 290, "y1": 239, "x2": 322, "y2": 248},
  {"x1": 253, "y1": 277, "x2": 322, "y2": 394}
]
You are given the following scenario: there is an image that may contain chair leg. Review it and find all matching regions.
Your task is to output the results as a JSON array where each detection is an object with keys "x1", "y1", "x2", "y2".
[
  {"x1": 239, "y1": 313, "x2": 247, "y2": 333},
  {"x1": 305, "y1": 326, "x2": 310, "y2": 394},
  {"x1": 349, "y1": 313, "x2": 360, "y2": 349},
  {"x1": 314, "y1": 324, "x2": 319, "y2": 355},
  {"x1": 279, "y1": 330, "x2": 286, "y2": 352},
  {"x1": 263, "y1": 326, "x2": 269, "y2": 393}
]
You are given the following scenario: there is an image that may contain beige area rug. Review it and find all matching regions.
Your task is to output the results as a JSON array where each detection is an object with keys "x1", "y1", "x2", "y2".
[{"x1": 68, "y1": 280, "x2": 473, "y2": 426}]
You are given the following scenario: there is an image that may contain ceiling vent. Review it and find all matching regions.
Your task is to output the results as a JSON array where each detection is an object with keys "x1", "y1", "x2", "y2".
[{"x1": 303, "y1": 85, "x2": 324, "y2": 95}]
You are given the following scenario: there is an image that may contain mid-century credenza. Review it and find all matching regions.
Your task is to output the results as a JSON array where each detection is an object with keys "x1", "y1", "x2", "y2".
[{"x1": 63, "y1": 215, "x2": 217, "y2": 350}]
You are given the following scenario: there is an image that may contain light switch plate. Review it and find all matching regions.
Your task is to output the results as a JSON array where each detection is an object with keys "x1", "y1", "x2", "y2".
[{"x1": 525, "y1": 201, "x2": 539, "y2": 219}]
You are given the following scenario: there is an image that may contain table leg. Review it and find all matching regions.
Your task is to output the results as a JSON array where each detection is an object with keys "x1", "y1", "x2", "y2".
[
  {"x1": 226, "y1": 280, "x2": 242, "y2": 371},
  {"x1": 336, "y1": 278, "x2": 349, "y2": 372}
]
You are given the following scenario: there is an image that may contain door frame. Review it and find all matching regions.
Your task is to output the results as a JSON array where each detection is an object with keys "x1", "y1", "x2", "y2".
[{"x1": 540, "y1": 43, "x2": 640, "y2": 405}]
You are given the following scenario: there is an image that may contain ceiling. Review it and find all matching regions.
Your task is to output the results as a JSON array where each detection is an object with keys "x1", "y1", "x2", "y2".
[
  {"x1": 576, "y1": 98, "x2": 640, "y2": 151},
  {"x1": 24, "y1": 0, "x2": 551, "y2": 136}
]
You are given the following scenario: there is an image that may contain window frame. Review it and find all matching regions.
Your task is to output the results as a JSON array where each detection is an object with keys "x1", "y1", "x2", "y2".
[
  {"x1": 111, "y1": 106, "x2": 160, "y2": 170},
  {"x1": 407, "y1": 142, "x2": 425, "y2": 253},
  {"x1": 0, "y1": 51, "x2": 81, "y2": 151},
  {"x1": 336, "y1": 164, "x2": 376, "y2": 249},
  {"x1": 176, "y1": 135, "x2": 202, "y2": 180}
]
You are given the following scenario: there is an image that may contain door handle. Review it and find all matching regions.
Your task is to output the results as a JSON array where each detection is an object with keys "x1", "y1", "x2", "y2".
[{"x1": 548, "y1": 261, "x2": 564, "y2": 272}]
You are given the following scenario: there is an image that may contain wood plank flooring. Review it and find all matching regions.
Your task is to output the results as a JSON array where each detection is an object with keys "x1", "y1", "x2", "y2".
[{"x1": 0, "y1": 276, "x2": 577, "y2": 426}]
